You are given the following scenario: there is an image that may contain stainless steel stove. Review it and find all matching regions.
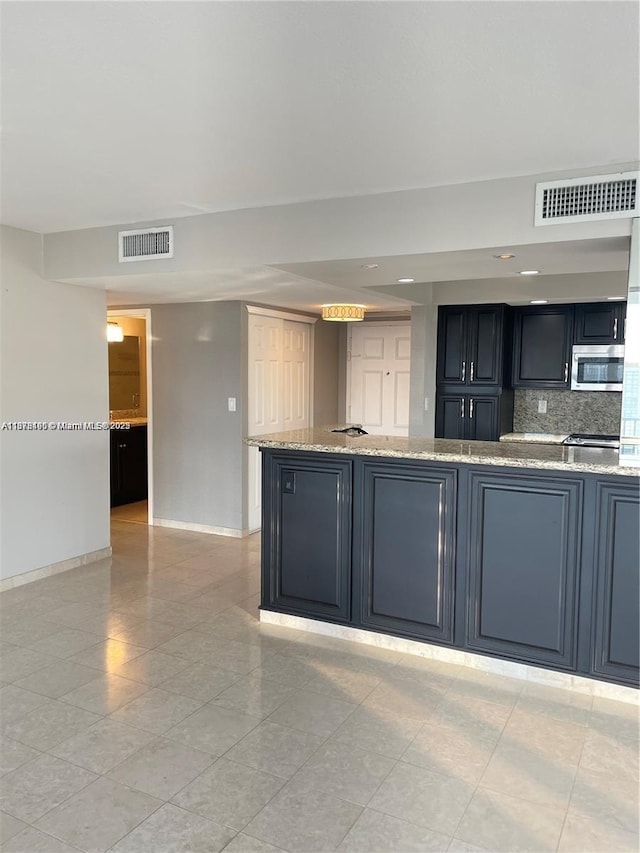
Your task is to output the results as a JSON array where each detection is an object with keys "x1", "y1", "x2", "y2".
[{"x1": 562, "y1": 433, "x2": 620, "y2": 449}]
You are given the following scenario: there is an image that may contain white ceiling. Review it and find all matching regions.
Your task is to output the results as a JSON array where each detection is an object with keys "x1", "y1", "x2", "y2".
[{"x1": 2, "y1": 1, "x2": 638, "y2": 234}]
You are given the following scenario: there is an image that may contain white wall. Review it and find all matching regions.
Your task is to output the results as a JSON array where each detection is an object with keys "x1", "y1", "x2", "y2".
[{"x1": 0, "y1": 226, "x2": 110, "y2": 581}]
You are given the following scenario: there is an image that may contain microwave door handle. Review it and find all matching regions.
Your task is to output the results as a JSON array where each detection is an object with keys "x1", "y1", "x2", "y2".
[{"x1": 613, "y1": 318, "x2": 618, "y2": 340}]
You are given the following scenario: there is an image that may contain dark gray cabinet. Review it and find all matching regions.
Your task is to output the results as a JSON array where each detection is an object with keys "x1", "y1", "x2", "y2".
[
  {"x1": 465, "y1": 471, "x2": 582, "y2": 669},
  {"x1": 262, "y1": 453, "x2": 352, "y2": 622},
  {"x1": 574, "y1": 302, "x2": 626, "y2": 345},
  {"x1": 437, "y1": 305, "x2": 508, "y2": 387},
  {"x1": 354, "y1": 462, "x2": 456, "y2": 643},
  {"x1": 110, "y1": 425, "x2": 148, "y2": 507},
  {"x1": 435, "y1": 390, "x2": 513, "y2": 442},
  {"x1": 512, "y1": 305, "x2": 573, "y2": 388},
  {"x1": 259, "y1": 449, "x2": 639, "y2": 688},
  {"x1": 591, "y1": 481, "x2": 640, "y2": 685}
]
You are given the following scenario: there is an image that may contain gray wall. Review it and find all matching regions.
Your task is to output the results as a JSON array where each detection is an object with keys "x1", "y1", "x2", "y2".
[
  {"x1": 409, "y1": 305, "x2": 438, "y2": 438},
  {"x1": 151, "y1": 301, "x2": 246, "y2": 533},
  {"x1": 313, "y1": 321, "x2": 340, "y2": 426},
  {"x1": 0, "y1": 226, "x2": 110, "y2": 581}
]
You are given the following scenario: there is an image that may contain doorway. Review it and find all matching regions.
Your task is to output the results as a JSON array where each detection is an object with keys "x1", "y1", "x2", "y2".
[
  {"x1": 107, "y1": 308, "x2": 153, "y2": 525},
  {"x1": 347, "y1": 321, "x2": 411, "y2": 436}
]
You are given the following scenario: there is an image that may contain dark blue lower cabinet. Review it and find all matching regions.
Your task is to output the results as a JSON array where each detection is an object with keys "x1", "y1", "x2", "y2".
[
  {"x1": 354, "y1": 462, "x2": 456, "y2": 644},
  {"x1": 262, "y1": 453, "x2": 352, "y2": 622},
  {"x1": 465, "y1": 471, "x2": 582, "y2": 670},
  {"x1": 591, "y1": 481, "x2": 640, "y2": 686}
]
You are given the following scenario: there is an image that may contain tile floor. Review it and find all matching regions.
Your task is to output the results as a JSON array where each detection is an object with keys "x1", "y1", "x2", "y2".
[{"x1": 0, "y1": 502, "x2": 638, "y2": 853}]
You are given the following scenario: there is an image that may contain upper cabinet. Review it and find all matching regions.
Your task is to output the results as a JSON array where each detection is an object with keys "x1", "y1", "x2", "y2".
[
  {"x1": 574, "y1": 302, "x2": 626, "y2": 345},
  {"x1": 511, "y1": 305, "x2": 573, "y2": 389},
  {"x1": 436, "y1": 305, "x2": 508, "y2": 388}
]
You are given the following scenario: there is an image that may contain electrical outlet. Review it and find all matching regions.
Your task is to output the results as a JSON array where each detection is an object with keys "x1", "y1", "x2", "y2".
[
  {"x1": 537, "y1": 399, "x2": 548, "y2": 414},
  {"x1": 228, "y1": 397, "x2": 237, "y2": 412}
]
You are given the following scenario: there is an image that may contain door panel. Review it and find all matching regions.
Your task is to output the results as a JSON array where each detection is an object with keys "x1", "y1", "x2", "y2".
[
  {"x1": 470, "y1": 308, "x2": 501, "y2": 385},
  {"x1": 264, "y1": 454, "x2": 352, "y2": 622},
  {"x1": 466, "y1": 472, "x2": 581, "y2": 669},
  {"x1": 512, "y1": 307, "x2": 573, "y2": 387},
  {"x1": 437, "y1": 309, "x2": 467, "y2": 385},
  {"x1": 348, "y1": 323, "x2": 411, "y2": 435},
  {"x1": 592, "y1": 482, "x2": 640, "y2": 685},
  {"x1": 436, "y1": 394, "x2": 465, "y2": 439},
  {"x1": 467, "y1": 396, "x2": 498, "y2": 442},
  {"x1": 356, "y1": 463, "x2": 456, "y2": 643},
  {"x1": 248, "y1": 314, "x2": 311, "y2": 532}
]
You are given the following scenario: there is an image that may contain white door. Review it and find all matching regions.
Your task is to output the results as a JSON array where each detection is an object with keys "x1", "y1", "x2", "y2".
[
  {"x1": 247, "y1": 313, "x2": 311, "y2": 532},
  {"x1": 348, "y1": 322, "x2": 411, "y2": 436}
]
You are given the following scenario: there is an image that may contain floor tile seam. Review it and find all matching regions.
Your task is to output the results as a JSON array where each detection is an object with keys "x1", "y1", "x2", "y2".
[
  {"x1": 12, "y1": 825, "x2": 87, "y2": 853},
  {"x1": 8, "y1": 760, "x2": 100, "y2": 826},
  {"x1": 38, "y1": 781, "x2": 168, "y2": 853},
  {"x1": 0, "y1": 740, "x2": 46, "y2": 775}
]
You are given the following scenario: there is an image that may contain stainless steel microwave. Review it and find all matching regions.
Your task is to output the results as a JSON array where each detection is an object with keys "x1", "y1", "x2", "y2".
[{"x1": 571, "y1": 345, "x2": 625, "y2": 392}]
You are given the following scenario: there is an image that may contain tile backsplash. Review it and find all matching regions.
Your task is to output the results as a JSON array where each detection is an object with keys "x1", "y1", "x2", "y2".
[{"x1": 513, "y1": 390, "x2": 622, "y2": 435}]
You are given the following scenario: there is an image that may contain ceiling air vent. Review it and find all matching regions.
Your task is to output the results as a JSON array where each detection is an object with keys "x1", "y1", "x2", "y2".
[
  {"x1": 534, "y1": 172, "x2": 638, "y2": 226},
  {"x1": 118, "y1": 226, "x2": 174, "y2": 262}
]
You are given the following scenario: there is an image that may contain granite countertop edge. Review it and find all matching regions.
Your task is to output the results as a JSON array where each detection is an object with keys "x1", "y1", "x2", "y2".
[{"x1": 245, "y1": 431, "x2": 640, "y2": 477}]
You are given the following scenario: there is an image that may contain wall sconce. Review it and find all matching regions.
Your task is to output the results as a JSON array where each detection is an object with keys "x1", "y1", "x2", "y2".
[
  {"x1": 107, "y1": 322, "x2": 124, "y2": 342},
  {"x1": 321, "y1": 304, "x2": 366, "y2": 322}
]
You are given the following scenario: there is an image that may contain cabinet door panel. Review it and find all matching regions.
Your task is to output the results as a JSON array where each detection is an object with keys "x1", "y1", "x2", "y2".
[
  {"x1": 110, "y1": 426, "x2": 147, "y2": 507},
  {"x1": 435, "y1": 394, "x2": 465, "y2": 439},
  {"x1": 574, "y1": 304, "x2": 619, "y2": 344},
  {"x1": 357, "y1": 463, "x2": 456, "y2": 643},
  {"x1": 263, "y1": 453, "x2": 352, "y2": 622},
  {"x1": 470, "y1": 307, "x2": 502, "y2": 385},
  {"x1": 512, "y1": 307, "x2": 572, "y2": 387},
  {"x1": 436, "y1": 309, "x2": 467, "y2": 385},
  {"x1": 466, "y1": 472, "x2": 581, "y2": 669},
  {"x1": 592, "y1": 482, "x2": 640, "y2": 685},
  {"x1": 467, "y1": 397, "x2": 498, "y2": 442}
]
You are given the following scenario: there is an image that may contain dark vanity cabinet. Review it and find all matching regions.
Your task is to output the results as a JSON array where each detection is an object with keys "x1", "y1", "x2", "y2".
[
  {"x1": 261, "y1": 453, "x2": 353, "y2": 622},
  {"x1": 574, "y1": 301, "x2": 626, "y2": 345},
  {"x1": 436, "y1": 390, "x2": 514, "y2": 442},
  {"x1": 110, "y1": 425, "x2": 148, "y2": 507},
  {"x1": 354, "y1": 462, "x2": 456, "y2": 644},
  {"x1": 437, "y1": 305, "x2": 509, "y2": 387},
  {"x1": 511, "y1": 305, "x2": 574, "y2": 388}
]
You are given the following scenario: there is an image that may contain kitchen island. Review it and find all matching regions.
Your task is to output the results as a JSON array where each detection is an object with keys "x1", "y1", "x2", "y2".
[{"x1": 246, "y1": 429, "x2": 640, "y2": 695}]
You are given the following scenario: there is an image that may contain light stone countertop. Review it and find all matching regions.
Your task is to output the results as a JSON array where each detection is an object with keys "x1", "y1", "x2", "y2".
[
  {"x1": 245, "y1": 428, "x2": 640, "y2": 477},
  {"x1": 500, "y1": 432, "x2": 569, "y2": 445}
]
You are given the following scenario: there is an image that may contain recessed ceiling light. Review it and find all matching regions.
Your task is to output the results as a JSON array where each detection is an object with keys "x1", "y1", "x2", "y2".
[
  {"x1": 520, "y1": 270, "x2": 540, "y2": 276},
  {"x1": 494, "y1": 253, "x2": 515, "y2": 260},
  {"x1": 360, "y1": 263, "x2": 379, "y2": 270},
  {"x1": 530, "y1": 299, "x2": 548, "y2": 304},
  {"x1": 397, "y1": 278, "x2": 415, "y2": 283},
  {"x1": 606, "y1": 296, "x2": 625, "y2": 301}
]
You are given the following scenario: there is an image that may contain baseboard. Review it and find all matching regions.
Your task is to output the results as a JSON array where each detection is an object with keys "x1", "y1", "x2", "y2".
[
  {"x1": 260, "y1": 610, "x2": 639, "y2": 706},
  {"x1": 0, "y1": 546, "x2": 113, "y2": 591},
  {"x1": 152, "y1": 518, "x2": 249, "y2": 538}
]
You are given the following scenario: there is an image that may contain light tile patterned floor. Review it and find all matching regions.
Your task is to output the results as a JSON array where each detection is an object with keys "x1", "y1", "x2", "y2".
[{"x1": 0, "y1": 508, "x2": 638, "y2": 853}]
